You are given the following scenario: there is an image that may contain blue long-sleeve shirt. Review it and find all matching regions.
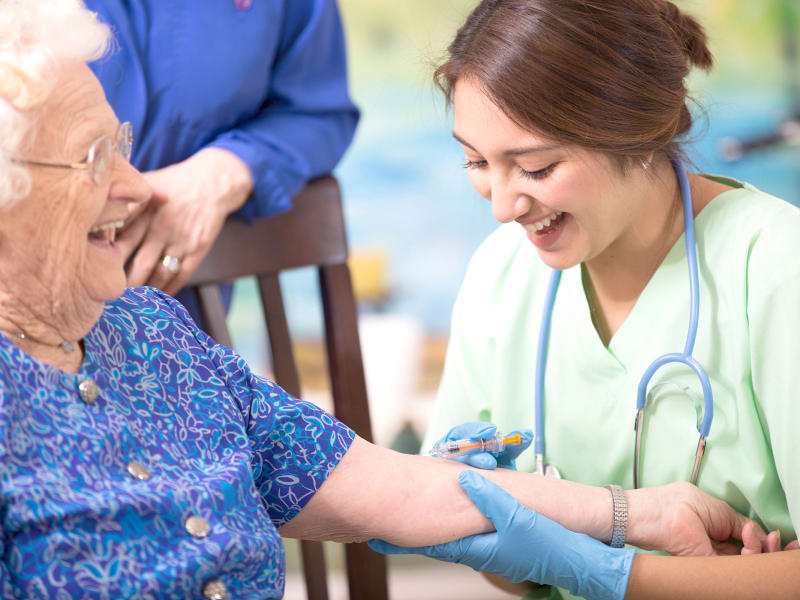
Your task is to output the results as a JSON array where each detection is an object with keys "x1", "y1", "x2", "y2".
[{"x1": 86, "y1": 0, "x2": 359, "y2": 222}]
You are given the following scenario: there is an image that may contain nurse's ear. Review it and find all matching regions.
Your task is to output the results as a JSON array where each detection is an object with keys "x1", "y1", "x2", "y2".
[{"x1": 631, "y1": 152, "x2": 656, "y2": 172}]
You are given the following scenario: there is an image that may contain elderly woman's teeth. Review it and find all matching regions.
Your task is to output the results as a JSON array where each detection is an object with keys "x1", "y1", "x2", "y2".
[
  {"x1": 88, "y1": 220, "x2": 125, "y2": 243},
  {"x1": 88, "y1": 220, "x2": 125, "y2": 234}
]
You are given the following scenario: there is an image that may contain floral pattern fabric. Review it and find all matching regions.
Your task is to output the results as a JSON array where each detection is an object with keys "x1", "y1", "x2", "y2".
[{"x1": 0, "y1": 287, "x2": 354, "y2": 599}]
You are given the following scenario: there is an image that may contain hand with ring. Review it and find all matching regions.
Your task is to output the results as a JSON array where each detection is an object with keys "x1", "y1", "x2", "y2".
[
  {"x1": 160, "y1": 255, "x2": 181, "y2": 275},
  {"x1": 118, "y1": 147, "x2": 252, "y2": 296}
]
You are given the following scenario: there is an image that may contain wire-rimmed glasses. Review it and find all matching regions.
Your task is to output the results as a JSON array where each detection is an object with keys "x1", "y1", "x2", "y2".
[{"x1": 13, "y1": 121, "x2": 133, "y2": 185}]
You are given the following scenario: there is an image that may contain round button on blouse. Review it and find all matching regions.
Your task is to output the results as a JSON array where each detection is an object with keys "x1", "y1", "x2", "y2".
[
  {"x1": 202, "y1": 579, "x2": 227, "y2": 600},
  {"x1": 185, "y1": 515, "x2": 211, "y2": 538},
  {"x1": 126, "y1": 461, "x2": 151, "y2": 481},
  {"x1": 78, "y1": 378, "x2": 99, "y2": 404}
]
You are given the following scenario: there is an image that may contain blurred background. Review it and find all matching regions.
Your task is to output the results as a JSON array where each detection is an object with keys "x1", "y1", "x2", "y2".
[{"x1": 226, "y1": 1, "x2": 800, "y2": 597}]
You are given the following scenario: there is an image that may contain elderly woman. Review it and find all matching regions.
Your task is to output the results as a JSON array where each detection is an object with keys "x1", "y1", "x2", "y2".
[{"x1": 0, "y1": 2, "x2": 776, "y2": 599}]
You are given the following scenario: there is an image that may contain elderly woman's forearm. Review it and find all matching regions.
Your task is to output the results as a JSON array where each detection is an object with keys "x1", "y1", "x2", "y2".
[{"x1": 279, "y1": 436, "x2": 612, "y2": 546}]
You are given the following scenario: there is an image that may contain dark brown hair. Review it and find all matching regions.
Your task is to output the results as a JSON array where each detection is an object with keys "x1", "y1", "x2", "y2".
[{"x1": 435, "y1": 0, "x2": 713, "y2": 165}]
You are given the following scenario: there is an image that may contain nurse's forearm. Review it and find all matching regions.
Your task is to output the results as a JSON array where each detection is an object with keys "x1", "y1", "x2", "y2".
[
  {"x1": 626, "y1": 551, "x2": 800, "y2": 599},
  {"x1": 482, "y1": 572, "x2": 542, "y2": 596}
]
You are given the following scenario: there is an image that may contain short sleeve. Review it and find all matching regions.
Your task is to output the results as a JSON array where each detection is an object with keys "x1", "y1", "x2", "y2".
[
  {"x1": 237, "y1": 372, "x2": 355, "y2": 527},
  {"x1": 146, "y1": 288, "x2": 355, "y2": 527}
]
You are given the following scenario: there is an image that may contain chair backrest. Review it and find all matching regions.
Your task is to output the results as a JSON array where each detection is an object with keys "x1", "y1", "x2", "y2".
[{"x1": 187, "y1": 177, "x2": 389, "y2": 600}]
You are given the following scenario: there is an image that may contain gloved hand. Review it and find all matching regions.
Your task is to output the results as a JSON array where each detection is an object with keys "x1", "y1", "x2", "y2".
[
  {"x1": 369, "y1": 471, "x2": 634, "y2": 600},
  {"x1": 432, "y1": 421, "x2": 533, "y2": 470}
]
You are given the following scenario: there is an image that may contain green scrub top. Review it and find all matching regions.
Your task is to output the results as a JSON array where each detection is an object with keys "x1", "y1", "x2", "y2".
[{"x1": 424, "y1": 176, "x2": 800, "y2": 599}]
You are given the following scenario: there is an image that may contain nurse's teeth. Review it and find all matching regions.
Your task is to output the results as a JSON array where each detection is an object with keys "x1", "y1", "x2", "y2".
[{"x1": 523, "y1": 211, "x2": 563, "y2": 233}]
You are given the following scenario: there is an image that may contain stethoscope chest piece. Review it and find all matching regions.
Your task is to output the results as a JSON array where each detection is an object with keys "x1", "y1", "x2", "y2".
[{"x1": 535, "y1": 453, "x2": 562, "y2": 479}]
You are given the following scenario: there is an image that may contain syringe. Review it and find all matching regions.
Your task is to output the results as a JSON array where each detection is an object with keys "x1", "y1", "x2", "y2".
[{"x1": 428, "y1": 432, "x2": 522, "y2": 459}]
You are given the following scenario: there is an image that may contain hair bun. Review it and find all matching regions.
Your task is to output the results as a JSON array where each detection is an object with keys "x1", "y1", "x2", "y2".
[{"x1": 659, "y1": 0, "x2": 713, "y2": 70}]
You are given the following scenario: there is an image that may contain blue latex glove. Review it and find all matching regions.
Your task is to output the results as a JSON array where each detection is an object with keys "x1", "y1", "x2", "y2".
[
  {"x1": 432, "y1": 421, "x2": 533, "y2": 470},
  {"x1": 369, "y1": 471, "x2": 634, "y2": 600}
]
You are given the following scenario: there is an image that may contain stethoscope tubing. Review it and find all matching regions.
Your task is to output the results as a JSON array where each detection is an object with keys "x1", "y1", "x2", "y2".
[
  {"x1": 534, "y1": 269, "x2": 562, "y2": 457},
  {"x1": 635, "y1": 352, "x2": 713, "y2": 437},
  {"x1": 534, "y1": 159, "x2": 713, "y2": 486}
]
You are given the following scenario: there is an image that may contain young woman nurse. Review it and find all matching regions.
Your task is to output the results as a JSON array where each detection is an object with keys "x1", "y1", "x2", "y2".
[{"x1": 370, "y1": 0, "x2": 800, "y2": 598}]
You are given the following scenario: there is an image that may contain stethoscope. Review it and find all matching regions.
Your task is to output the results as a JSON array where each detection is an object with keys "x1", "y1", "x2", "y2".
[{"x1": 533, "y1": 159, "x2": 713, "y2": 488}]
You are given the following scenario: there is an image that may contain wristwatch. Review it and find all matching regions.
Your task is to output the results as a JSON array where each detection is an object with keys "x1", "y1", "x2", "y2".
[{"x1": 605, "y1": 484, "x2": 628, "y2": 548}]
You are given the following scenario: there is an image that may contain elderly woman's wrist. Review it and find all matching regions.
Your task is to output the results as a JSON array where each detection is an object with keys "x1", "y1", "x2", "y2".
[
  {"x1": 624, "y1": 487, "x2": 658, "y2": 549},
  {"x1": 559, "y1": 481, "x2": 620, "y2": 543}
]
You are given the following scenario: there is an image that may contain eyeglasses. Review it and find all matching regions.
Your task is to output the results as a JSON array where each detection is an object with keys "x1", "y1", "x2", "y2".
[{"x1": 13, "y1": 121, "x2": 133, "y2": 185}]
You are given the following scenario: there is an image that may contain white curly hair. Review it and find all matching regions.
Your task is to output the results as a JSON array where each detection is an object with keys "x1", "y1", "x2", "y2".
[{"x1": 0, "y1": 0, "x2": 110, "y2": 207}]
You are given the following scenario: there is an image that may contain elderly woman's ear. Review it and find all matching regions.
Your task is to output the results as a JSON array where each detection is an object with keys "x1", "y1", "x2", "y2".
[{"x1": 0, "y1": 63, "x2": 49, "y2": 110}]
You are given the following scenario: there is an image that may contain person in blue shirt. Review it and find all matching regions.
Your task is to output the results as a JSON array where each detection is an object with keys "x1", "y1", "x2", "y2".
[{"x1": 85, "y1": 0, "x2": 359, "y2": 322}]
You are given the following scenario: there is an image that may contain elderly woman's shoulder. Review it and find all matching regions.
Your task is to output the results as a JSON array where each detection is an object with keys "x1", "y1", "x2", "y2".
[
  {"x1": 95, "y1": 287, "x2": 219, "y2": 364},
  {"x1": 105, "y1": 286, "x2": 197, "y2": 328},
  {"x1": 112, "y1": 285, "x2": 182, "y2": 309}
]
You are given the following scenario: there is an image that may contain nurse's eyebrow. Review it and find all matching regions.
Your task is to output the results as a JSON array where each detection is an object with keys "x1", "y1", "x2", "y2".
[
  {"x1": 453, "y1": 132, "x2": 478, "y2": 152},
  {"x1": 503, "y1": 144, "x2": 561, "y2": 156},
  {"x1": 452, "y1": 132, "x2": 561, "y2": 156}
]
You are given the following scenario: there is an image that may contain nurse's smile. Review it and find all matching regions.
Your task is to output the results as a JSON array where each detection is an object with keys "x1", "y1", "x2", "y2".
[{"x1": 519, "y1": 211, "x2": 568, "y2": 249}]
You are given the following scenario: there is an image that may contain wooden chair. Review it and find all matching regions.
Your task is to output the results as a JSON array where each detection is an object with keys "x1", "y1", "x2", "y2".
[{"x1": 187, "y1": 177, "x2": 389, "y2": 600}]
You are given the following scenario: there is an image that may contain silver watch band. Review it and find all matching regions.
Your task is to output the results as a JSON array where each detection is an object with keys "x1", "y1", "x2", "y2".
[{"x1": 605, "y1": 484, "x2": 627, "y2": 548}]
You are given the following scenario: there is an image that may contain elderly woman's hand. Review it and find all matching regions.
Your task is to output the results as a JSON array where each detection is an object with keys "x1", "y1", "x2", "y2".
[
  {"x1": 122, "y1": 147, "x2": 253, "y2": 296},
  {"x1": 627, "y1": 481, "x2": 773, "y2": 556}
]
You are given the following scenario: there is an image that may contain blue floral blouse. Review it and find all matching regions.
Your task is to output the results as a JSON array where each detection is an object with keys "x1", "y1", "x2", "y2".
[{"x1": 0, "y1": 287, "x2": 355, "y2": 599}]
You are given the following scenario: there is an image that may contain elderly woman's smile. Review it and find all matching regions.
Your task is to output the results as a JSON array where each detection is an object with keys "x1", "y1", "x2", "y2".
[
  {"x1": 30, "y1": 62, "x2": 148, "y2": 275},
  {"x1": 0, "y1": 61, "x2": 150, "y2": 366},
  {"x1": 88, "y1": 218, "x2": 125, "y2": 246}
]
